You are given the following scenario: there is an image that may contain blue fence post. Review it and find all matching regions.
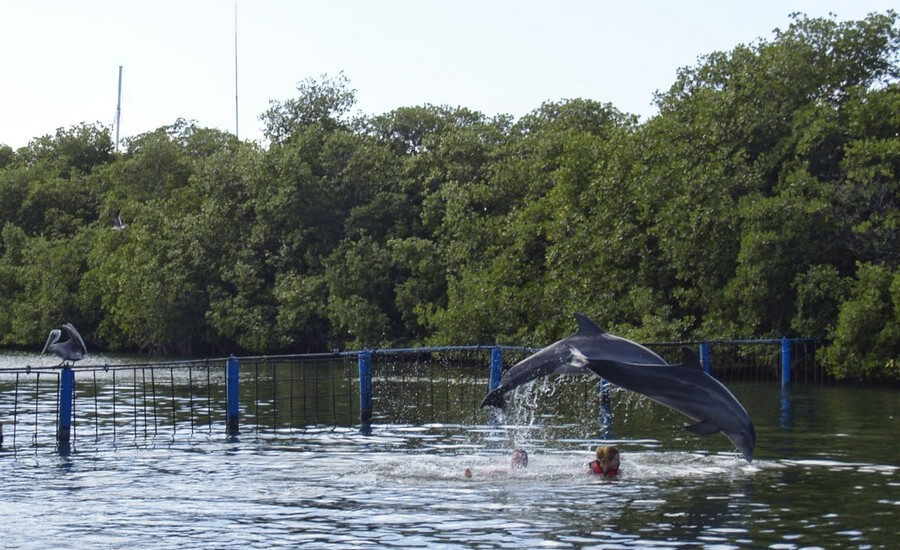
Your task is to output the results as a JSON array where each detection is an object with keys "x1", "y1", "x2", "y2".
[
  {"x1": 226, "y1": 355, "x2": 239, "y2": 435},
  {"x1": 359, "y1": 350, "x2": 373, "y2": 427},
  {"x1": 58, "y1": 367, "x2": 74, "y2": 443},
  {"x1": 781, "y1": 337, "x2": 792, "y2": 387},
  {"x1": 699, "y1": 342, "x2": 712, "y2": 374},
  {"x1": 489, "y1": 347, "x2": 502, "y2": 391}
]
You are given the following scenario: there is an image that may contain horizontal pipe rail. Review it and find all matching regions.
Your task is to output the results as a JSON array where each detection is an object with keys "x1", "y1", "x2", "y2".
[{"x1": 0, "y1": 339, "x2": 818, "y2": 375}]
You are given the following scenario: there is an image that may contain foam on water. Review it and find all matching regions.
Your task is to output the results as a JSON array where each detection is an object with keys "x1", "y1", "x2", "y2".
[{"x1": 337, "y1": 449, "x2": 769, "y2": 486}]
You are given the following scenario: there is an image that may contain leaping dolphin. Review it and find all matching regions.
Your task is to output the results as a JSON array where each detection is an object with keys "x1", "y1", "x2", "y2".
[{"x1": 480, "y1": 313, "x2": 756, "y2": 462}]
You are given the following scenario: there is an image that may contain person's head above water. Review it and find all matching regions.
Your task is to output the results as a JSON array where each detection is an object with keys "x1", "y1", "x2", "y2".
[
  {"x1": 590, "y1": 446, "x2": 620, "y2": 477},
  {"x1": 510, "y1": 449, "x2": 528, "y2": 469},
  {"x1": 596, "y1": 446, "x2": 619, "y2": 465}
]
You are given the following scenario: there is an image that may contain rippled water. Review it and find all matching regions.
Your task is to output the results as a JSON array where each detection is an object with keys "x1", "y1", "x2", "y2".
[{"x1": 1, "y1": 351, "x2": 897, "y2": 548}]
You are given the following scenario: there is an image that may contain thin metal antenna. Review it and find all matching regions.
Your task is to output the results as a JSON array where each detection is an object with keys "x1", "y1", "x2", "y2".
[
  {"x1": 115, "y1": 65, "x2": 123, "y2": 152},
  {"x1": 234, "y1": 1, "x2": 239, "y2": 139}
]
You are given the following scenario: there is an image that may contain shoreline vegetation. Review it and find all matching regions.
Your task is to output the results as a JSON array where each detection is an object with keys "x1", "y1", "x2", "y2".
[{"x1": 0, "y1": 13, "x2": 897, "y2": 380}]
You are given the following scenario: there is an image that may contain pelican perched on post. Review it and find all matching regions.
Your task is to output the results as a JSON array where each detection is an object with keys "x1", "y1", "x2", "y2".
[{"x1": 41, "y1": 323, "x2": 88, "y2": 366}]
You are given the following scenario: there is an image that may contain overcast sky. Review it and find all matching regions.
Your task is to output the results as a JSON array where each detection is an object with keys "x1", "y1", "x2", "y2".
[{"x1": 1, "y1": 0, "x2": 895, "y2": 148}]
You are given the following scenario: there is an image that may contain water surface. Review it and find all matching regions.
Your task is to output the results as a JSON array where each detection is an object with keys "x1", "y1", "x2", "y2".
[{"x1": 0, "y1": 352, "x2": 897, "y2": 548}]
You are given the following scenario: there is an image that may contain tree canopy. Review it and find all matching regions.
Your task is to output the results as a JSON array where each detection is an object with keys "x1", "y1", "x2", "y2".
[{"x1": 0, "y1": 12, "x2": 897, "y2": 380}]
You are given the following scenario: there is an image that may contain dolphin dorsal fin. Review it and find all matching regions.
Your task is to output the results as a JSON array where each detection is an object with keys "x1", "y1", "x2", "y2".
[
  {"x1": 573, "y1": 313, "x2": 606, "y2": 336},
  {"x1": 680, "y1": 346, "x2": 703, "y2": 370}
]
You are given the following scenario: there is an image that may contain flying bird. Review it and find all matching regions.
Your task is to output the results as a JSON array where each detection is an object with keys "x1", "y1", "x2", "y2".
[
  {"x1": 112, "y1": 211, "x2": 127, "y2": 231},
  {"x1": 481, "y1": 313, "x2": 756, "y2": 462},
  {"x1": 41, "y1": 323, "x2": 88, "y2": 366}
]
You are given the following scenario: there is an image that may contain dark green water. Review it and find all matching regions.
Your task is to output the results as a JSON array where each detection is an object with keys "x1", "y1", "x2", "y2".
[{"x1": 0, "y1": 351, "x2": 897, "y2": 548}]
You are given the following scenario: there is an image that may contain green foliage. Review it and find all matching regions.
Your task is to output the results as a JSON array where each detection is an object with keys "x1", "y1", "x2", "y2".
[
  {"x1": 262, "y1": 72, "x2": 357, "y2": 143},
  {"x1": 791, "y1": 264, "x2": 849, "y2": 336},
  {"x1": 0, "y1": 13, "x2": 897, "y2": 381},
  {"x1": 0, "y1": 145, "x2": 13, "y2": 169},
  {"x1": 821, "y1": 263, "x2": 899, "y2": 379}
]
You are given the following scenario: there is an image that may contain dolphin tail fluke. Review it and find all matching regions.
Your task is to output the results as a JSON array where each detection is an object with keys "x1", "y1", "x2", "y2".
[{"x1": 480, "y1": 389, "x2": 507, "y2": 410}]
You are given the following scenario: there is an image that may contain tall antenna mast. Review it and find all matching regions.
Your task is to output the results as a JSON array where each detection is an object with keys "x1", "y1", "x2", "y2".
[
  {"x1": 115, "y1": 65, "x2": 123, "y2": 152},
  {"x1": 234, "y1": 1, "x2": 239, "y2": 139}
]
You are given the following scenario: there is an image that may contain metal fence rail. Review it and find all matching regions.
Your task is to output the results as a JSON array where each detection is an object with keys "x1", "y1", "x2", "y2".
[
  {"x1": 0, "y1": 339, "x2": 825, "y2": 453},
  {"x1": 647, "y1": 338, "x2": 823, "y2": 384},
  {"x1": 0, "y1": 360, "x2": 228, "y2": 451}
]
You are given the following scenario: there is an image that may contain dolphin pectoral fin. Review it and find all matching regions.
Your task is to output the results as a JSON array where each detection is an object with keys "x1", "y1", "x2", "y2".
[{"x1": 684, "y1": 419, "x2": 720, "y2": 436}]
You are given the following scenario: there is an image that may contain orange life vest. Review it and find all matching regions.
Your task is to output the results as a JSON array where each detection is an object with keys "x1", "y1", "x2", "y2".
[{"x1": 589, "y1": 460, "x2": 618, "y2": 478}]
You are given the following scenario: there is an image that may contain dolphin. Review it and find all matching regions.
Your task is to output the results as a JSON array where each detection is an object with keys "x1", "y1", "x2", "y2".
[{"x1": 480, "y1": 313, "x2": 756, "y2": 462}]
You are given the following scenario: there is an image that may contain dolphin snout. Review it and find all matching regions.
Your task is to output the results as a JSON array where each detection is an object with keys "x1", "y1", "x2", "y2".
[{"x1": 728, "y1": 428, "x2": 755, "y2": 462}]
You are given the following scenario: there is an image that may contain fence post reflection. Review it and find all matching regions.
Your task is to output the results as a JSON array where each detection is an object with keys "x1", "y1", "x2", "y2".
[{"x1": 780, "y1": 386, "x2": 792, "y2": 429}]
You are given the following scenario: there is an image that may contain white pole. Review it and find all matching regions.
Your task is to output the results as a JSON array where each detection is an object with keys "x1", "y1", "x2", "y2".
[
  {"x1": 115, "y1": 65, "x2": 123, "y2": 152},
  {"x1": 234, "y1": 1, "x2": 239, "y2": 139}
]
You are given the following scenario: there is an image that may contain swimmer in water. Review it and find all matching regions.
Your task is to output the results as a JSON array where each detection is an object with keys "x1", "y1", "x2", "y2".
[
  {"x1": 464, "y1": 449, "x2": 528, "y2": 478},
  {"x1": 588, "y1": 446, "x2": 620, "y2": 479}
]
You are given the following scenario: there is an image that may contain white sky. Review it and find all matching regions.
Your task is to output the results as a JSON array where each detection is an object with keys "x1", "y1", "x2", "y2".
[{"x1": 1, "y1": 0, "x2": 895, "y2": 149}]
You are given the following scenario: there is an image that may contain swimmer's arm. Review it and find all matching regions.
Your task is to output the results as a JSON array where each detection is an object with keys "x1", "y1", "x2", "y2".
[{"x1": 464, "y1": 466, "x2": 509, "y2": 478}]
